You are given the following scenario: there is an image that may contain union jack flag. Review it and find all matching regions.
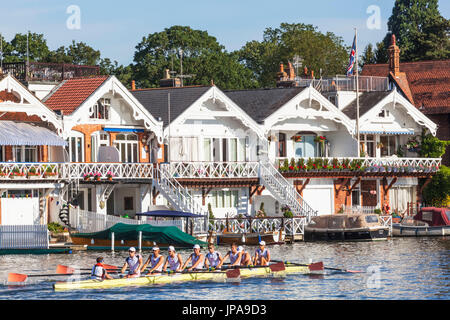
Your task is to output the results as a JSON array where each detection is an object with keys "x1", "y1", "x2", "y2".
[{"x1": 346, "y1": 35, "x2": 356, "y2": 76}]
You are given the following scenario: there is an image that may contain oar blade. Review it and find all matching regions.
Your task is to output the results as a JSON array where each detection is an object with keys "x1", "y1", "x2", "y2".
[
  {"x1": 308, "y1": 261, "x2": 324, "y2": 273},
  {"x1": 8, "y1": 273, "x2": 28, "y2": 283},
  {"x1": 269, "y1": 262, "x2": 286, "y2": 272},
  {"x1": 56, "y1": 265, "x2": 75, "y2": 274},
  {"x1": 103, "y1": 264, "x2": 119, "y2": 270}
]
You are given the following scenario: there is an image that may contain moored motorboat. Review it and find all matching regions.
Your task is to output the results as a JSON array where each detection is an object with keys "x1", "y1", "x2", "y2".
[
  {"x1": 392, "y1": 207, "x2": 450, "y2": 237},
  {"x1": 304, "y1": 214, "x2": 389, "y2": 241},
  {"x1": 216, "y1": 230, "x2": 285, "y2": 245}
]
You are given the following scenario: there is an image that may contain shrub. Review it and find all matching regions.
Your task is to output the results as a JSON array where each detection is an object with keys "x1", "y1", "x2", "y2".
[
  {"x1": 48, "y1": 222, "x2": 65, "y2": 233},
  {"x1": 422, "y1": 165, "x2": 450, "y2": 207}
]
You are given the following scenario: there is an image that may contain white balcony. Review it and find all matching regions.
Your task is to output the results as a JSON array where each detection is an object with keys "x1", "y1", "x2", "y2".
[{"x1": 162, "y1": 161, "x2": 260, "y2": 179}]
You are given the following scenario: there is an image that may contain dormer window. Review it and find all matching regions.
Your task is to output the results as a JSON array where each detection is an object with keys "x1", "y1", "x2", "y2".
[
  {"x1": 90, "y1": 98, "x2": 110, "y2": 120},
  {"x1": 378, "y1": 109, "x2": 389, "y2": 118}
]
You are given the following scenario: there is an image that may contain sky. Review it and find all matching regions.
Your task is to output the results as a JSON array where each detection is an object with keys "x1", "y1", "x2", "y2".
[{"x1": 1, "y1": 0, "x2": 449, "y2": 66}]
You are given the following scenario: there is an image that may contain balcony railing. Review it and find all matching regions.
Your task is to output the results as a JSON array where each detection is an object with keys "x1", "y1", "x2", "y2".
[
  {"x1": 1, "y1": 61, "x2": 100, "y2": 82},
  {"x1": 164, "y1": 161, "x2": 260, "y2": 179},
  {"x1": 276, "y1": 157, "x2": 441, "y2": 174},
  {"x1": 0, "y1": 162, "x2": 154, "y2": 181},
  {"x1": 294, "y1": 75, "x2": 389, "y2": 92}
]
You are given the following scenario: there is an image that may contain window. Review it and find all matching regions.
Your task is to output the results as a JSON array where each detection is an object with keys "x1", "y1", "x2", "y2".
[
  {"x1": 278, "y1": 133, "x2": 286, "y2": 157},
  {"x1": 66, "y1": 133, "x2": 84, "y2": 162},
  {"x1": 360, "y1": 134, "x2": 375, "y2": 157},
  {"x1": 294, "y1": 135, "x2": 316, "y2": 158},
  {"x1": 378, "y1": 109, "x2": 389, "y2": 118},
  {"x1": 114, "y1": 133, "x2": 138, "y2": 163},
  {"x1": 91, "y1": 131, "x2": 110, "y2": 162},
  {"x1": 351, "y1": 188, "x2": 360, "y2": 206},
  {"x1": 90, "y1": 98, "x2": 111, "y2": 120},
  {"x1": 124, "y1": 197, "x2": 134, "y2": 210},
  {"x1": 210, "y1": 190, "x2": 239, "y2": 208},
  {"x1": 0, "y1": 146, "x2": 4, "y2": 161},
  {"x1": 380, "y1": 135, "x2": 397, "y2": 157},
  {"x1": 13, "y1": 146, "x2": 37, "y2": 162}
]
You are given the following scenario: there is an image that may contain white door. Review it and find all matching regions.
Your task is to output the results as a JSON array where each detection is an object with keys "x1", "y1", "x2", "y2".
[
  {"x1": 1, "y1": 198, "x2": 40, "y2": 225},
  {"x1": 302, "y1": 187, "x2": 333, "y2": 215}
]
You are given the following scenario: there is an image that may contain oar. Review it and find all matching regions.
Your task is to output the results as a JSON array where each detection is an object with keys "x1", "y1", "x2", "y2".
[
  {"x1": 8, "y1": 270, "x2": 121, "y2": 283},
  {"x1": 56, "y1": 264, "x2": 119, "y2": 274},
  {"x1": 275, "y1": 260, "x2": 363, "y2": 273}
]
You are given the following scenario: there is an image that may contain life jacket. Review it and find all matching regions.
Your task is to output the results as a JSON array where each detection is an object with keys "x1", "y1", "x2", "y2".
[{"x1": 91, "y1": 263, "x2": 106, "y2": 279}]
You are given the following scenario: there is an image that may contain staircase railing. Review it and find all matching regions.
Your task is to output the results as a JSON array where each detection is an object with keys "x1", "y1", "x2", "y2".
[
  {"x1": 259, "y1": 160, "x2": 317, "y2": 222},
  {"x1": 155, "y1": 164, "x2": 206, "y2": 216}
]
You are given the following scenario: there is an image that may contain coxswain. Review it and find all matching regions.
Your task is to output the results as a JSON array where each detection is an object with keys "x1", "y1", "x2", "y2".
[
  {"x1": 121, "y1": 247, "x2": 143, "y2": 278},
  {"x1": 204, "y1": 243, "x2": 223, "y2": 270},
  {"x1": 218, "y1": 243, "x2": 242, "y2": 268},
  {"x1": 162, "y1": 246, "x2": 183, "y2": 273},
  {"x1": 91, "y1": 257, "x2": 113, "y2": 280},
  {"x1": 238, "y1": 246, "x2": 252, "y2": 266},
  {"x1": 182, "y1": 244, "x2": 205, "y2": 271},
  {"x1": 141, "y1": 246, "x2": 165, "y2": 274},
  {"x1": 253, "y1": 241, "x2": 270, "y2": 266}
]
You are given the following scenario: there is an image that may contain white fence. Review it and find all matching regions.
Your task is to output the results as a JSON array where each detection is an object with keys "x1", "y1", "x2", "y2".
[
  {"x1": 0, "y1": 225, "x2": 49, "y2": 249},
  {"x1": 342, "y1": 205, "x2": 379, "y2": 215},
  {"x1": 208, "y1": 217, "x2": 306, "y2": 236},
  {"x1": 164, "y1": 161, "x2": 260, "y2": 179}
]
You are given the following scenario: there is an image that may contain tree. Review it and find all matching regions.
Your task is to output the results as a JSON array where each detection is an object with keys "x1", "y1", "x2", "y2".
[
  {"x1": 380, "y1": 0, "x2": 450, "y2": 61},
  {"x1": 7, "y1": 32, "x2": 50, "y2": 62},
  {"x1": 374, "y1": 41, "x2": 389, "y2": 63},
  {"x1": 359, "y1": 43, "x2": 376, "y2": 68},
  {"x1": 132, "y1": 25, "x2": 258, "y2": 89},
  {"x1": 238, "y1": 23, "x2": 349, "y2": 87},
  {"x1": 422, "y1": 165, "x2": 450, "y2": 207},
  {"x1": 99, "y1": 58, "x2": 134, "y2": 88}
]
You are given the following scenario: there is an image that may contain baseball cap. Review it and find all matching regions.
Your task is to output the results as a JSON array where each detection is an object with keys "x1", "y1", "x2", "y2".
[
  {"x1": 193, "y1": 244, "x2": 200, "y2": 249},
  {"x1": 168, "y1": 246, "x2": 175, "y2": 252},
  {"x1": 128, "y1": 247, "x2": 136, "y2": 252},
  {"x1": 259, "y1": 241, "x2": 266, "y2": 246},
  {"x1": 152, "y1": 246, "x2": 160, "y2": 251},
  {"x1": 238, "y1": 246, "x2": 244, "y2": 252}
]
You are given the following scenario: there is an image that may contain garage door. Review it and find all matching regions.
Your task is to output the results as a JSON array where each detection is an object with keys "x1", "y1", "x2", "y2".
[
  {"x1": 1, "y1": 198, "x2": 40, "y2": 225},
  {"x1": 302, "y1": 188, "x2": 333, "y2": 215}
]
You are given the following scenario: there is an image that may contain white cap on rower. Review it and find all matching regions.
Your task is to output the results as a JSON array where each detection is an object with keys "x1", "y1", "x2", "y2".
[
  {"x1": 238, "y1": 246, "x2": 244, "y2": 252},
  {"x1": 128, "y1": 247, "x2": 136, "y2": 252},
  {"x1": 259, "y1": 241, "x2": 266, "y2": 246},
  {"x1": 193, "y1": 244, "x2": 200, "y2": 249},
  {"x1": 168, "y1": 246, "x2": 175, "y2": 252},
  {"x1": 152, "y1": 246, "x2": 159, "y2": 251}
]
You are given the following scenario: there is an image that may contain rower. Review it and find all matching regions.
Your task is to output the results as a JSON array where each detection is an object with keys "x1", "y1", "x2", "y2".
[
  {"x1": 218, "y1": 243, "x2": 242, "y2": 268},
  {"x1": 162, "y1": 246, "x2": 183, "y2": 273},
  {"x1": 253, "y1": 241, "x2": 270, "y2": 266},
  {"x1": 91, "y1": 257, "x2": 113, "y2": 280},
  {"x1": 121, "y1": 247, "x2": 143, "y2": 278},
  {"x1": 141, "y1": 246, "x2": 165, "y2": 274},
  {"x1": 204, "y1": 243, "x2": 223, "y2": 270},
  {"x1": 182, "y1": 244, "x2": 205, "y2": 272},
  {"x1": 238, "y1": 246, "x2": 252, "y2": 266}
]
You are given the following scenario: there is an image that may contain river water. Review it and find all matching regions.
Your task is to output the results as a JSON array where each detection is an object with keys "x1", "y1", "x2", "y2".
[{"x1": 0, "y1": 237, "x2": 448, "y2": 300}]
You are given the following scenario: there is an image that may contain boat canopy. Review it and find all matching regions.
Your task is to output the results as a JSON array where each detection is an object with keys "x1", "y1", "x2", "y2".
[
  {"x1": 308, "y1": 214, "x2": 383, "y2": 229},
  {"x1": 136, "y1": 210, "x2": 206, "y2": 218},
  {"x1": 415, "y1": 207, "x2": 450, "y2": 227},
  {"x1": 72, "y1": 223, "x2": 207, "y2": 247}
]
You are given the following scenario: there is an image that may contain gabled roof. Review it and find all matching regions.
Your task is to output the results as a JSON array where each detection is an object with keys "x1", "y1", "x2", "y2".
[
  {"x1": 42, "y1": 76, "x2": 110, "y2": 114},
  {"x1": 341, "y1": 91, "x2": 392, "y2": 119},
  {"x1": 131, "y1": 86, "x2": 211, "y2": 127},
  {"x1": 361, "y1": 60, "x2": 450, "y2": 114},
  {"x1": 224, "y1": 87, "x2": 304, "y2": 123}
]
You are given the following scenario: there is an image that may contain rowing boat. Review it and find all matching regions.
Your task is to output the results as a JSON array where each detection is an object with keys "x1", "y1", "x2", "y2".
[{"x1": 53, "y1": 264, "x2": 319, "y2": 291}]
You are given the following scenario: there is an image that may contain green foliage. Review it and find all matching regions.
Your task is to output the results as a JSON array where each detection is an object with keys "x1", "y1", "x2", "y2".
[
  {"x1": 48, "y1": 222, "x2": 65, "y2": 233},
  {"x1": 238, "y1": 23, "x2": 349, "y2": 87},
  {"x1": 419, "y1": 132, "x2": 450, "y2": 158},
  {"x1": 208, "y1": 203, "x2": 214, "y2": 220},
  {"x1": 283, "y1": 210, "x2": 294, "y2": 218},
  {"x1": 257, "y1": 202, "x2": 267, "y2": 217},
  {"x1": 374, "y1": 208, "x2": 382, "y2": 215},
  {"x1": 422, "y1": 165, "x2": 450, "y2": 207},
  {"x1": 380, "y1": 0, "x2": 450, "y2": 62},
  {"x1": 359, "y1": 43, "x2": 376, "y2": 68},
  {"x1": 132, "y1": 25, "x2": 258, "y2": 90}
]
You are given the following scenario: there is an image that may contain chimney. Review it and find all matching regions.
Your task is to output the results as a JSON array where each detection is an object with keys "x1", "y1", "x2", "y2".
[
  {"x1": 159, "y1": 69, "x2": 181, "y2": 88},
  {"x1": 286, "y1": 62, "x2": 295, "y2": 80},
  {"x1": 388, "y1": 34, "x2": 400, "y2": 76},
  {"x1": 131, "y1": 80, "x2": 136, "y2": 91},
  {"x1": 311, "y1": 70, "x2": 314, "y2": 79},
  {"x1": 279, "y1": 63, "x2": 284, "y2": 74}
]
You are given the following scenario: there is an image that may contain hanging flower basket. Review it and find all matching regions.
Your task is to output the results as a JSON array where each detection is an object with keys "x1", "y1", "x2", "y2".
[{"x1": 291, "y1": 135, "x2": 302, "y2": 142}]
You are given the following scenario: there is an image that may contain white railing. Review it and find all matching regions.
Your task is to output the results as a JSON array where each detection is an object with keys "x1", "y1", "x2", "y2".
[
  {"x1": 155, "y1": 164, "x2": 207, "y2": 215},
  {"x1": 0, "y1": 224, "x2": 49, "y2": 249},
  {"x1": 0, "y1": 162, "x2": 60, "y2": 180},
  {"x1": 62, "y1": 162, "x2": 154, "y2": 180},
  {"x1": 379, "y1": 215, "x2": 393, "y2": 236},
  {"x1": 259, "y1": 160, "x2": 318, "y2": 222},
  {"x1": 276, "y1": 157, "x2": 441, "y2": 173},
  {"x1": 69, "y1": 208, "x2": 144, "y2": 233},
  {"x1": 294, "y1": 75, "x2": 389, "y2": 92},
  {"x1": 342, "y1": 205, "x2": 379, "y2": 215},
  {"x1": 208, "y1": 217, "x2": 306, "y2": 236},
  {"x1": 165, "y1": 161, "x2": 259, "y2": 179}
]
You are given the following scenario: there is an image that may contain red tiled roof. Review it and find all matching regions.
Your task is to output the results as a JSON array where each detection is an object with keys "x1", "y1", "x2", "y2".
[
  {"x1": 43, "y1": 76, "x2": 109, "y2": 114},
  {"x1": 361, "y1": 60, "x2": 450, "y2": 114}
]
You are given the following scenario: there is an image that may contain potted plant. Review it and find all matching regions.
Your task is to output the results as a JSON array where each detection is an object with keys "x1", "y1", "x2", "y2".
[
  {"x1": 44, "y1": 165, "x2": 58, "y2": 177},
  {"x1": 83, "y1": 172, "x2": 93, "y2": 181},
  {"x1": 94, "y1": 172, "x2": 101, "y2": 181},
  {"x1": 405, "y1": 137, "x2": 420, "y2": 153},
  {"x1": 10, "y1": 168, "x2": 25, "y2": 178},
  {"x1": 27, "y1": 167, "x2": 40, "y2": 177},
  {"x1": 291, "y1": 135, "x2": 302, "y2": 142},
  {"x1": 106, "y1": 171, "x2": 114, "y2": 181}
]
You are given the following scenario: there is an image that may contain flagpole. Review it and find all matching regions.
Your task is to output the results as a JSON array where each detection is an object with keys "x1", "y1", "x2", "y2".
[{"x1": 355, "y1": 28, "x2": 360, "y2": 158}]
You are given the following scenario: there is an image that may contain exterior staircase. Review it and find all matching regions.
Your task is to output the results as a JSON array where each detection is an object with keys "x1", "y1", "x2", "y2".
[
  {"x1": 154, "y1": 164, "x2": 206, "y2": 215},
  {"x1": 259, "y1": 160, "x2": 317, "y2": 222}
]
